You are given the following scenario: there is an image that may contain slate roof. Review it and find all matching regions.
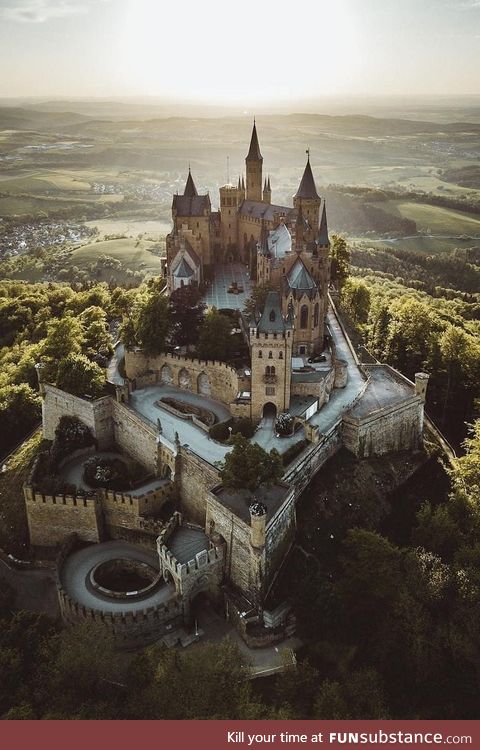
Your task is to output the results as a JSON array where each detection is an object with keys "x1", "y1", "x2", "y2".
[
  {"x1": 257, "y1": 291, "x2": 287, "y2": 334},
  {"x1": 318, "y1": 201, "x2": 329, "y2": 245},
  {"x1": 238, "y1": 200, "x2": 293, "y2": 222},
  {"x1": 267, "y1": 223, "x2": 292, "y2": 259},
  {"x1": 246, "y1": 121, "x2": 263, "y2": 162},
  {"x1": 295, "y1": 156, "x2": 320, "y2": 200},
  {"x1": 172, "y1": 193, "x2": 210, "y2": 217},
  {"x1": 184, "y1": 169, "x2": 198, "y2": 197},
  {"x1": 172, "y1": 258, "x2": 194, "y2": 278},
  {"x1": 287, "y1": 257, "x2": 317, "y2": 291}
]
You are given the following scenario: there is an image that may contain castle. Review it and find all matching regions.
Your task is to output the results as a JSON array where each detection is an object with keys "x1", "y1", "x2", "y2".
[{"x1": 25, "y1": 123, "x2": 431, "y2": 649}]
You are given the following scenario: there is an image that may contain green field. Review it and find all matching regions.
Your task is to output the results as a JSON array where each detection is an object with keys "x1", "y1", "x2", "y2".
[
  {"x1": 370, "y1": 199, "x2": 480, "y2": 235},
  {"x1": 70, "y1": 237, "x2": 163, "y2": 275}
]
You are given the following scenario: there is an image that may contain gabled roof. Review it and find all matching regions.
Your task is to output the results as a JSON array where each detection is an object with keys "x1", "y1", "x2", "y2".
[
  {"x1": 184, "y1": 169, "x2": 198, "y2": 197},
  {"x1": 238, "y1": 200, "x2": 294, "y2": 222},
  {"x1": 287, "y1": 257, "x2": 317, "y2": 291},
  {"x1": 267, "y1": 223, "x2": 292, "y2": 259},
  {"x1": 295, "y1": 155, "x2": 319, "y2": 200},
  {"x1": 246, "y1": 121, "x2": 263, "y2": 162},
  {"x1": 257, "y1": 291, "x2": 286, "y2": 334},
  {"x1": 172, "y1": 258, "x2": 194, "y2": 278},
  {"x1": 318, "y1": 201, "x2": 329, "y2": 245}
]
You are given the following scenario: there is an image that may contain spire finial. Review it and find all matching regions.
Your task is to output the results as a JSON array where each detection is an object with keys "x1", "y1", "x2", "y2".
[{"x1": 306, "y1": 148, "x2": 310, "y2": 162}]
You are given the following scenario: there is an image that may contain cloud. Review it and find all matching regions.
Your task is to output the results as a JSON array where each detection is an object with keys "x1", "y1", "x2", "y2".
[{"x1": 0, "y1": 0, "x2": 106, "y2": 23}]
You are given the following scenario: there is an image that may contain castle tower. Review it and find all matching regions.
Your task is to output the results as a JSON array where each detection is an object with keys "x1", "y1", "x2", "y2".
[
  {"x1": 245, "y1": 121, "x2": 263, "y2": 202},
  {"x1": 263, "y1": 176, "x2": 271, "y2": 205},
  {"x1": 293, "y1": 152, "x2": 321, "y2": 234},
  {"x1": 219, "y1": 182, "x2": 242, "y2": 254},
  {"x1": 249, "y1": 291, "x2": 293, "y2": 420}
]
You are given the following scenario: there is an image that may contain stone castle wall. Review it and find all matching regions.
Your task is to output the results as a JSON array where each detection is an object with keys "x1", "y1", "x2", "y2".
[
  {"x1": 25, "y1": 486, "x2": 104, "y2": 547},
  {"x1": 124, "y1": 350, "x2": 239, "y2": 406},
  {"x1": 58, "y1": 586, "x2": 184, "y2": 648},
  {"x1": 25, "y1": 482, "x2": 175, "y2": 548},
  {"x1": 342, "y1": 398, "x2": 423, "y2": 458},
  {"x1": 111, "y1": 400, "x2": 158, "y2": 474},
  {"x1": 205, "y1": 493, "x2": 260, "y2": 604},
  {"x1": 177, "y1": 447, "x2": 220, "y2": 526},
  {"x1": 42, "y1": 385, "x2": 113, "y2": 449}
]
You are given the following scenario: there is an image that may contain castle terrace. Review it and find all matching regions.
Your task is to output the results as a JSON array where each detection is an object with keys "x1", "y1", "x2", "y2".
[
  {"x1": 211, "y1": 483, "x2": 292, "y2": 525},
  {"x1": 347, "y1": 365, "x2": 416, "y2": 419}
]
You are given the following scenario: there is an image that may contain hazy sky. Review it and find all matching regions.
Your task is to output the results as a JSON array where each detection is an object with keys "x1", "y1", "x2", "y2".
[{"x1": 0, "y1": 0, "x2": 479, "y2": 101}]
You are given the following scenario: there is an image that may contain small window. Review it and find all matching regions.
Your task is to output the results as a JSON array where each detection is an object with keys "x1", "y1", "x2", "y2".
[
  {"x1": 266, "y1": 386, "x2": 275, "y2": 395},
  {"x1": 279, "y1": 352, "x2": 283, "y2": 359},
  {"x1": 268, "y1": 351, "x2": 273, "y2": 359},
  {"x1": 258, "y1": 350, "x2": 262, "y2": 358},
  {"x1": 269, "y1": 309, "x2": 276, "y2": 322}
]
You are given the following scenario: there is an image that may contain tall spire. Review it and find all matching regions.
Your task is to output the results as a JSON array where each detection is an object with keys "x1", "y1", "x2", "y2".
[
  {"x1": 246, "y1": 120, "x2": 263, "y2": 162},
  {"x1": 295, "y1": 151, "x2": 319, "y2": 200},
  {"x1": 184, "y1": 168, "x2": 198, "y2": 197},
  {"x1": 318, "y1": 202, "x2": 329, "y2": 245}
]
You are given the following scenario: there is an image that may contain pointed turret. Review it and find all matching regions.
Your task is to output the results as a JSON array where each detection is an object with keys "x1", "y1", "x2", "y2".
[
  {"x1": 263, "y1": 174, "x2": 271, "y2": 205},
  {"x1": 184, "y1": 168, "x2": 198, "y2": 197},
  {"x1": 295, "y1": 153, "x2": 319, "y2": 200},
  {"x1": 318, "y1": 202, "x2": 329, "y2": 246}
]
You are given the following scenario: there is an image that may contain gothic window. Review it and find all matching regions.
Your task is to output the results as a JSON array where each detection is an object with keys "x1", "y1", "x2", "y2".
[
  {"x1": 268, "y1": 351, "x2": 273, "y2": 359},
  {"x1": 300, "y1": 305, "x2": 308, "y2": 329},
  {"x1": 279, "y1": 352, "x2": 283, "y2": 359},
  {"x1": 265, "y1": 366, "x2": 276, "y2": 376},
  {"x1": 314, "y1": 303, "x2": 319, "y2": 327}
]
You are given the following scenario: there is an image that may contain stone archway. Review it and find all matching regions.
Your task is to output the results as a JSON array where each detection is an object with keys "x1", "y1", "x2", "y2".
[
  {"x1": 160, "y1": 363, "x2": 173, "y2": 384},
  {"x1": 263, "y1": 402, "x2": 277, "y2": 420},
  {"x1": 178, "y1": 367, "x2": 191, "y2": 390},
  {"x1": 197, "y1": 371, "x2": 211, "y2": 396}
]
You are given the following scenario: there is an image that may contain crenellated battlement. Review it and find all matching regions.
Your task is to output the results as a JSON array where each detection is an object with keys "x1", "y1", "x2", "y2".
[{"x1": 157, "y1": 539, "x2": 224, "y2": 579}]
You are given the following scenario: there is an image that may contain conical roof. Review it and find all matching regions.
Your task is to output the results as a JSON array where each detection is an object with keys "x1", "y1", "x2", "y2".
[
  {"x1": 287, "y1": 258, "x2": 317, "y2": 291},
  {"x1": 246, "y1": 121, "x2": 263, "y2": 162},
  {"x1": 295, "y1": 155, "x2": 319, "y2": 200},
  {"x1": 318, "y1": 202, "x2": 329, "y2": 245},
  {"x1": 184, "y1": 169, "x2": 198, "y2": 197}
]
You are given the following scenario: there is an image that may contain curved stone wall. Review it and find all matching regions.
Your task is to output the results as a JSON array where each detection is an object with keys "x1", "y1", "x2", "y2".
[{"x1": 124, "y1": 350, "x2": 239, "y2": 406}]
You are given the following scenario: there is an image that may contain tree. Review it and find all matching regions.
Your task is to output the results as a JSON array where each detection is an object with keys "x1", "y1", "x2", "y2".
[
  {"x1": 0, "y1": 384, "x2": 41, "y2": 454},
  {"x1": 383, "y1": 297, "x2": 439, "y2": 378},
  {"x1": 56, "y1": 353, "x2": 105, "y2": 398},
  {"x1": 244, "y1": 284, "x2": 275, "y2": 321},
  {"x1": 169, "y1": 286, "x2": 206, "y2": 348},
  {"x1": 125, "y1": 641, "x2": 263, "y2": 720},
  {"x1": 218, "y1": 433, "x2": 283, "y2": 491},
  {"x1": 197, "y1": 308, "x2": 233, "y2": 361},
  {"x1": 135, "y1": 289, "x2": 170, "y2": 355},
  {"x1": 40, "y1": 316, "x2": 84, "y2": 381},
  {"x1": 329, "y1": 234, "x2": 351, "y2": 290},
  {"x1": 341, "y1": 278, "x2": 371, "y2": 325}
]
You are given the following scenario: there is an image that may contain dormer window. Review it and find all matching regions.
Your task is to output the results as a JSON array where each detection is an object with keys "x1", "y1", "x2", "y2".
[{"x1": 269, "y1": 309, "x2": 276, "y2": 322}]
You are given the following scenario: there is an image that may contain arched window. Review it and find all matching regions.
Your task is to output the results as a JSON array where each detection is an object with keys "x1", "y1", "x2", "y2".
[
  {"x1": 265, "y1": 366, "x2": 271, "y2": 375},
  {"x1": 279, "y1": 352, "x2": 283, "y2": 360},
  {"x1": 258, "y1": 350, "x2": 263, "y2": 358},
  {"x1": 268, "y1": 351, "x2": 273, "y2": 359},
  {"x1": 314, "y1": 303, "x2": 319, "y2": 327},
  {"x1": 269, "y1": 309, "x2": 276, "y2": 322},
  {"x1": 271, "y1": 366, "x2": 275, "y2": 375},
  {"x1": 300, "y1": 305, "x2": 308, "y2": 329}
]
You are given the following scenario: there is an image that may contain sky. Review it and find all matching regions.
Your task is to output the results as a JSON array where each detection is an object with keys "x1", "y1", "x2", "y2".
[{"x1": 0, "y1": 0, "x2": 479, "y2": 102}]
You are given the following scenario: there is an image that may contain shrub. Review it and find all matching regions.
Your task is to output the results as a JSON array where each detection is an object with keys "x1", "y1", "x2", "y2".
[
  {"x1": 83, "y1": 456, "x2": 130, "y2": 490},
  {"x1": 209, "y1": 421, "x2": 231, "y2": 442},
  {"x1": 50, "y1": 416, "x2": 95, "y2": 466},
  {"x1": 231, "y1": 417, "x2": 255, "y2": 439}
]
